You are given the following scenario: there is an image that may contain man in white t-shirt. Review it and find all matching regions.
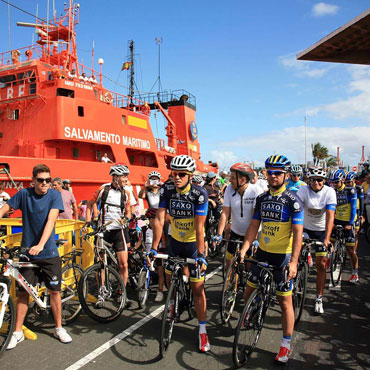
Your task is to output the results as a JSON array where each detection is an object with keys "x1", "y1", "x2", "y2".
[
  {"x1": 0, "y1": 181, "x2": 10, "y2": 210},
  {"x1": 297, "y1": 166, "x2": 336, "y2": 314},
  {"x1": 215, "y1": 163, "x2": 263, "y2": 271}
]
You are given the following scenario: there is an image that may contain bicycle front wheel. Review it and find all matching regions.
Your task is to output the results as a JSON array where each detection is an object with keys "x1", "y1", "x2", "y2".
[
  {"x1": 293, "y1": 262, "x2": 308, "y2": 326},
  {"x1": 61, "y1": 263, "x2": 84, "y2": 325},
  {"x1": 220, "y1": 259, "x2": 238, "y2": 324},
  {"x1": 78, "y1": 263, "x2": 126, "y2": 323},
  {"x1": 137, "y1": 269, "x2": 150, "y2": 309},
  {"x1": 159, "y1": 277, "x2": 178, "y2": 358},
  {"x1": 233, "y1": 289, "x2": 264, "y2": 368},
  {"x1": 330, "y1": 241, "x2": 343, "y2": 287},
  {"x1": 0, "y1": 291, "x2": 15, "y2": 356}
]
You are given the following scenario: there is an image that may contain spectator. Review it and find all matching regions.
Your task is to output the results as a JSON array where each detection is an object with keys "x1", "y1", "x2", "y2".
[
  {"x1": 63, "y1": 179, "x2": 73, "y2": 193},
  {"x1": 52, "y1": 178, "x2": 78, "y2": 220},
  {"x1": 101, "y1": 153, "x2": 113, "y2": 163},
  {"x1": 0, "y1": 181, "x2": 10, "y2": 215},
  {"x1": 77, "y1": 200, "x2": 88, "y2": 221}
]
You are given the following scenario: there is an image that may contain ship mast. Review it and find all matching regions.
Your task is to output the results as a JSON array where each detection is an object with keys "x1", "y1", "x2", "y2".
[{"x1": 129, "y1": 40, "x2": 135, "y2": 99}]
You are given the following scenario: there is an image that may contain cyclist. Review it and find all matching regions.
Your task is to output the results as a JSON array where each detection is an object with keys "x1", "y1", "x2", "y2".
[
  {"x1": 151, "y1": 154, "x2": 210, "y2": 352},
  {"x1": 240, "y1": 154, "x2": 304, "y2": 364},
  {"x1": 330, "y1": 169, "x2": 358, "y2": 283},
  {"x1": 344, "y1": 171, "x2": 363, "y2": 276},
  {"x1": 138, "y1": 171, "x2": 162, "y2": 209},
  {"x1": 86, "y1": 164, "x2": 131, "y2": 291},
  {"x1": 214, "y1": 162, "x2": 263, "y2": 271},
  {"x1": 0, "y1": 164, "x2": 72, "y2": 349},
  {"x1": 192, "y1": 174, "x2": 204, "y2": 186},
  {"x1": 297, "y1": 166, "x2": 336, "y2": 314},
  {"x1": 286, "y1": 165, "x2": 306, "y2": 193}
]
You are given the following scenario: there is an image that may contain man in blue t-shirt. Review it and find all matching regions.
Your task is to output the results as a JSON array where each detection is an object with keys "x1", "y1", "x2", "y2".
[{"x1": 0, "y1": 164, "x2": 72, "y2": 349}]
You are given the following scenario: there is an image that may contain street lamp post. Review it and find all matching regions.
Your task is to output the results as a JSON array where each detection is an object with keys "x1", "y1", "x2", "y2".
[{"x1": 304, "y1": 116, "x2": 307, "y2": 168}]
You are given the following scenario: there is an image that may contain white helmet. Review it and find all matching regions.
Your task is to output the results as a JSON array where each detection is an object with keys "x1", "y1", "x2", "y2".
[
  {"x1": 290, "y1": 164, "x2": 302, "y2": 174},
  {"x1": 109, "y1": 164, "x2": 130, "y2": 176},
  {"x1": 307, "y1": 166, "x2": 326, "y2": 179},
  {"x1": 192, "y1": 174, "x2": 203, "y2": 184},
  {"x1": 148, "y1": 171, "x2": 161, "y2": 179},
  {"x1": 170, "y1": 155, "x2": 196, "y2": 173}
]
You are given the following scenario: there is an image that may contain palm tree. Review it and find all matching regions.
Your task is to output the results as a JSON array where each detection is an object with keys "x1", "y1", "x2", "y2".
[
  {"x1": 326, "y1": 156, "x2": 337, "y2": 167},
  {"x1": 311, "y1": 142, "x2": 329, "y2": 161}
]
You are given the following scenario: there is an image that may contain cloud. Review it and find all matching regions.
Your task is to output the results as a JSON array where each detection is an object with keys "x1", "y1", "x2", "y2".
[
  {"x1": 216, "y1": 126, "x2": 369, "y2": 167},
  {"x1": 312, "y1": 3, "x2": 339, "y2": 17},
  {"x1": 279, "y1": 53, "x2": 330, "y2": 78},
  {"x1": 210, "y1": 150, "x2": 237, "y2": 170}
]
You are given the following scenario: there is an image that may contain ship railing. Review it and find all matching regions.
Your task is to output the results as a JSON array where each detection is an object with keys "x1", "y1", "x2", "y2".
[
  {"x1": 0, "y1": 44, "x2": 44, "y2": 68},
  {"x1": 136, "y1": 89, "x2": 196, "y2": 107}
]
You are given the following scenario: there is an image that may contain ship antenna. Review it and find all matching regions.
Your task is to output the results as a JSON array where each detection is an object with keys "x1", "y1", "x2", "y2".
[
  {"x1": 7, "y1": 1, "x2": 11, "y2": 50},
  {"x1": 149, "y1": 37, "x2": 163, "y2": 102},
  {"x1": 129, "y1": 40, "x2": 135, "y2": 99}
]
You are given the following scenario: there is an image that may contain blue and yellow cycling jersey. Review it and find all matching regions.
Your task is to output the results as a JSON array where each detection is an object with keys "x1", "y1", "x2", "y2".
[
  {"x1": 335, "y1": 184, "x2": 357, "y2": 224},
  {"x1": 253, "y1": 185, "x2": 304, "y2": 254},
  {"x1": 159, "y1": 182, "x2": 208, "y2": 243},
  {"x1": 285, "y1": 179, "x2": 306, "y2": 193}
]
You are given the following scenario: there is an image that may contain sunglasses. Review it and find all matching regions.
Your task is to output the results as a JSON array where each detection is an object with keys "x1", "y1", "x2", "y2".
[
  {"x1": 344, "y1": 180, "x2": 352, "y2": 184},
  {"x1": 267, "y1": 170, "x2": 286, "y2": 176},
  {"x1": 35, "y1": 177, "x2": 52, "y2": 184},
  {"x1": 172, "y1": 172, "x2": 189, "y2": 178},
  {"x1": 311, "y1": 178, "x2": 324, "y2": 183},
  {"x1": 332, "y1": 180, "x2": 341, "y2": 184}
]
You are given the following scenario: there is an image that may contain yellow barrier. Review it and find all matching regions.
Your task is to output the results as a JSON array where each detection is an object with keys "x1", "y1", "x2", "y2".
[{"x1": 0, "y1": 218, "x2": 95, "y2": 339}]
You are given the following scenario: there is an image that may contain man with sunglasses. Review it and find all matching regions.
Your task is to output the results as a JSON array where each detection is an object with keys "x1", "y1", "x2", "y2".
[
  {"x1": 240, "y1": 154, "x2": 304, "y2": 364},
  {"x1": 297, "y1": 166, "x2": 336, "y2": 314},
  {"x1": 151, "y1": 155, "x2": 210, "y2": 352},
  {"x1": 0, "y1": 164, "x2": 72, "y2": 349},
  {"x1": 286, "y1": 164, "x2": 306, "y2": 193},
  {"x1": 330, "y1": 169, "x2": 358, "y2": 283}
]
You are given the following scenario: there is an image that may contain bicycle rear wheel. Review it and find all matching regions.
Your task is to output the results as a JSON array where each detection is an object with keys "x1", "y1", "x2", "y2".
[
  {"x1": 137, "y1": 269, "x2": 150, "y2": 309},
  {"x1": 159, "y1": 277, "x2": 177, "y2": 358},
  {"x1": 78, "y1": 263, "x2": 126, "y2": 323},
  {"x1": 220, "y1": 259, "x2": 238, "y2": 324},
  {"x1": 233, "y1": 289, "x2": 264, "y2": 368},
  {"x1": 61, "y1": 264, "x2": 84, "y2": 325},
  {"x1": 293, "y1": 262, "x2": 308, "y2": 326},
  {"x1": 207, "y1": 225, "x2": 218, "y2": 258},
  {"x1": 330, "y1": 241, "x2": 344, "y2": 287},
  {"x1": 0, "y1": 290, "x2": 15, "y2": 356}
]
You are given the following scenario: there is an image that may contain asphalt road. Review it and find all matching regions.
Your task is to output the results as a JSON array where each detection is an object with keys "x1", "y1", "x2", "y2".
[{"x1": 1, "y1": 236, "x2": 369, "y2": 370}]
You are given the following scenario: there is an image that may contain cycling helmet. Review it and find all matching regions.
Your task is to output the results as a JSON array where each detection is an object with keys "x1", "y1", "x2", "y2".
[
  {"x1": 345, "y1": 171, "x2": 356, "y2": 182},
  {"x1": 170, "y1": 155, "x2": 196, "y2": 173},
  {"x1": 214, "y1": 180, "x2": 222, "y2": 189},
  {"x1": 206, "y1": 171, "x2": 217, "y2": 180},
  {"x1": 312, "y1": 158, "x2": 320, "y2": 167},
  {"x1": 63, "y1": 179, "x2": 71, "y2": 184},
  {"x1": 148, "y1": 171, "x2": 161, "y2": 179},
  {"x1": 109, "y1": 164, "x2": 130, "y2": 176},
  {"x1": 258, "y1": 172, "x2": 264, "y2": 179},
  {"x1": 192, "y1": 174, "x2": 203, "y2": 184},
  {"x1": 307, "y1": 166, "x2": 327, "y2": 179},
  {"x1": 330, "y1": 169, "x2": 345, "y2": 182},
  {"x1": 145, "y1": 208, "x2": 157, "y2": 219},
  {"x1": 230, "y1": 162, "x2": 255, "y2": 181},
  {"x1": 290, "y1": 164, "x2": 302, "y2": 175},
  {"x1": 265, "y1": 154, "x2": 291, "y2": 171}
]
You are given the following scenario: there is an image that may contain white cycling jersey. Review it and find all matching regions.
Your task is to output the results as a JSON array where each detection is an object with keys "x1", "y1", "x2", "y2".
[
  {"x1": 297, "y1": 185, "x2": 337, "y2": 231},
  {"x1": 224, "y1": 183, "x2": 263, "y2": 236}
]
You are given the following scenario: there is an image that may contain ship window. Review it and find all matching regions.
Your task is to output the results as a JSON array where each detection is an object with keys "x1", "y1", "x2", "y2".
[
  {"x1": 121, "y1": 115, "x2": 126, "y2": 125},
  {"x1": 78, "y1": 106, "x2": 84, "y2": 117},
  {"x1": 96, "y1": 150, "x2": 101, "y2": 161},
  {"x1": 0, "y1": 74, "x2": 16, "y2": 88},
  {"x1": 56, "y1": 88, "x2": 74, "y2": 98},
  {"x1": 14, "y1": 109, "x2": 19, "y2": 120},
  {"x1": 25, "y1": 70, "x2": 36, "y2": 82},
  {"x1": 73, "y1": 148, "x2": 79, "y2": 158}
]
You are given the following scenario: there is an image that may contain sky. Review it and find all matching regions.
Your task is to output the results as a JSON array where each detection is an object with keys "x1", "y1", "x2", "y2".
[{"x1": 1, "y1": 0, "x2": 369, "y2": 171}]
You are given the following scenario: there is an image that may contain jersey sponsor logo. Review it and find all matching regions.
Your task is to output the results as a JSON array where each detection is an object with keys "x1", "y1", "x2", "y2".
[
  {"x1": 191, "y1": 188, "x2": 200, "y2": 196},
  {"x1": 169, "y1": 199, "x2": 194, "y2": 218},
  {"x1": 244, "y1": 197, "x2": 255, "y2": 205},
  {"x1": 198, "y1": 195, "x2": 205, "y2": 203},
  {"x1": 308, "y1": 208, "x2": 321, "y2": 216},
  {"x1": 160, "y1": 188, "x2": 165, "y2": 195},
  {"x1": 262, "y1": 224, "x2": 280, "y2": 238},
  {"x1": 293, "y1": 202, "x2": 300, "y2": 210},
  {"x1": 261, "y1": 201, "x2": 283, "y2": 221},
  {"x1": 336, "y1": 191, "x2": 348, "y2": 205}
]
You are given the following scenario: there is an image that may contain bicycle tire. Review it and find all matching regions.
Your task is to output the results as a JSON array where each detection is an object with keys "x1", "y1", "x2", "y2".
[
  {"x1": 61, "y1": 263, "x2": 84, "y2": 325},
  {"x1": 207, "y1": 225, "x2": 218, "y2": 258},
  {"x1": 159, "y1": 277, "x2": 177, "y2": 358},
  {"x1": 233, "y1": 289, "x2": 264, "y2": 368},
  {"x1": 220, "y1": 259, "x2": 238, "y2": 324},
  {"x1": 330, "y1": 241, "x2": 344, "y2": 287},
  {"x1": 0, "y1": 293, "x2": 15, "y2": 356},
  {"x1": 222, "y1": 242, "x2": 228, "y2": 279},
  {"x1": 78, "y1": 263, "x2": 126, "y2": 323},
  {"x1": 366, "y1": 225, "x2": 370, "y2": 244},
  {"x1": 293, "y1": 261, "x2": 308, "y2": 326},
  {"x1": 137, "y1": 269, "x2": 149, "y2": 309}
]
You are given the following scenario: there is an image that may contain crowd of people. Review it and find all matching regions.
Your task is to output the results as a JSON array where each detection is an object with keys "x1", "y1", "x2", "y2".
[{"x1": 0, "y1": 155, "x2": 368, "y2": 364}]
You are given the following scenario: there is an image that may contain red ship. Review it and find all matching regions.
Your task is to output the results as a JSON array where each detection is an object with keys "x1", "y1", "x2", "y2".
[{"x1": 0, "y1": 1, "x2": 217, "y2": 207}]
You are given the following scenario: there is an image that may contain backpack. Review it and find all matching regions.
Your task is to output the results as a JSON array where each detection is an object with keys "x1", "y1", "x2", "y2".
[{"x1": 100, "y1": 184, "x2": 126, "y2": 213}]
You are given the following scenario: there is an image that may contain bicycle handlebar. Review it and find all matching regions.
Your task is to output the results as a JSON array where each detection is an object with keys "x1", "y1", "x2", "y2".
[{"x1": 152, "y1": 253, "x2": 196, "y2": 265}]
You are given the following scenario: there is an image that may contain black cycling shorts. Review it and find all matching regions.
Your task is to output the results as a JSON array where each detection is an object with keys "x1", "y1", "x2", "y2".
[
  {"x1": 303, "y1": 229, "x2": 328, "y2": 257},
  {"x1": 103, "y1": 228, "x2": 129, "y2": 252},
  {"x1": 19, "y1": 256, "x2": 62, "y2": 292}
]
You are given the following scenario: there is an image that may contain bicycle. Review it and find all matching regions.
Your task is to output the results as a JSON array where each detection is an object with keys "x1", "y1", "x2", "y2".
[
  {"x1": 157, "y1": 254, "x2": 196, "y2": 358},
  {"x1": 78, "y1": 222, "x2": 126, "y2": 323},
  {"x1": 329, "y1": 225, "x2": 348, "y2": 287},
  {"x1": 232, "y1": 259, "x2": 289, "y2": 368},
  {"x1": 206, "y1": 206, "x2": 221, "y2": 258},
  {"x1": 0, "y1": 240, "x2": 84, "y2": 356}
]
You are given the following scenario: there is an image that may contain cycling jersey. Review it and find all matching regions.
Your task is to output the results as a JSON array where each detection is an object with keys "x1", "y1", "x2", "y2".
[
  {"x1": 253, "y1": 185, "x2": 304, "y2": 254},
  {"x1": 335, "y1": 184, "x2": 357, "y2": 225},
  {"x1": 297, "y1": 185, "x2": 336, "y2": 231},
  {"x1": 223, "y1": 183, "x2": 263, "y2": 236},
  {"x1": 354, "y1": 184, "x2": 364, "y2": 217},
  {"x1": 158, "y1": 182, "x2": 208, "y2": 243},
  {"x1": 285, "y1": 179, "x2": 306, "y2": 193}
]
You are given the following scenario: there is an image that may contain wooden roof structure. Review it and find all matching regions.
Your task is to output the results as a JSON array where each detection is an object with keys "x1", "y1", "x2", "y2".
[{"x1": 297, "y1": 8, "x2": 370, "y2": 65}]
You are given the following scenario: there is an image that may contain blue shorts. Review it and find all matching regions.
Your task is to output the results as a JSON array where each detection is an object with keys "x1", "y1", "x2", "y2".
[
  {"x1": 166, "y1": 238, "x2": 205, "y2": 282},
  {"x1": 247, "y1": 249, "x2": 293, "y2": 296}
]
